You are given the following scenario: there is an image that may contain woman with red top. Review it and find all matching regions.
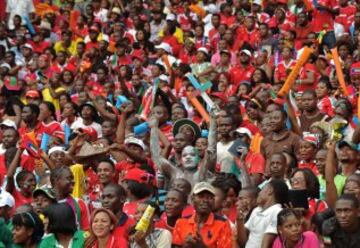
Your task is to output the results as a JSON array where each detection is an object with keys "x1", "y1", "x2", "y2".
[
  {"x1": 290, "y1": 168, "x2": 327, "y2": 221},
  {"x1": 6, "y1": 147, "x2": 36, "y2": 211},
  {"x1": 274, "y1": 46, "x2": 297, "y2": 84},
  {"x1": 315, "y1": 77, "x2": 336, "y2": 117},
  {"x1": 297, "y1": 133, "x2": 319, "y2": 175},
  {"x1": 85, "y1": 208, "x2": 127, "y2": 248}
]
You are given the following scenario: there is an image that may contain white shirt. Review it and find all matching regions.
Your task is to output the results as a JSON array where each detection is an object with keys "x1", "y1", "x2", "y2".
[
  {"x1": 70, "y1": 118, "x2": 102, "y2": 138},
  {"x1": 244, "y1": 204, "x2": 282, "y2": 248},
  {"x1": 6, "y1": 0, "x2": 35, "y2": 29}
]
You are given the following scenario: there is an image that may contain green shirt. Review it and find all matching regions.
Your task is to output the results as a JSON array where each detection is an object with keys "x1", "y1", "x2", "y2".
[
  {"x1": 0, "y1": 218, "x2": 13, "y2": 248},
  {"x1": 39, "y1": 231, "x2": 85, "y2": 248},
  {"x1": 318, "y1": 174, "x2": 346, "y2": 200}
]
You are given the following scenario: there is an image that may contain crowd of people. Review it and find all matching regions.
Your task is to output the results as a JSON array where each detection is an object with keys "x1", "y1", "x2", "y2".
[{"x1": 0, "y1": 0, "x2": 360, "y2": 247}]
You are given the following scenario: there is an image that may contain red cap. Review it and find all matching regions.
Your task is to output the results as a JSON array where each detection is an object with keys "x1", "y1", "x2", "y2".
[
  {"x1": 211, "y1": 92, "x2": 228, "y2": 103},
  {"x1": 131, "y1": 50, "x2": 144, "y2": 62},
  {"x1": 26, "y1": 90, "x2": 40, "y2": 98},
  {"x1": 79, "y1": 127, "x2": 98, "y2": 142},
  {"x1": 123, "y1": 168, "x2": 154, "y2": 185}
]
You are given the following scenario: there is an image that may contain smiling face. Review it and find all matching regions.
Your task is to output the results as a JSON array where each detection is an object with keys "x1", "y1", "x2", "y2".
[
  {"x1": 97, "y1": 162, "x2": 115, "y2": 186},
  {"x1": 181, "y1": 146, "x2": 199, "y2": 169},
  {"x1": 92, "y1": 211, "x2": 113, "y2": 238},
  {"x1": 164, "y1": 190, "x2": 185, "y2": 218},
  {"x1": 192, "y1": 191, "x2": 215, "y2": 215}
]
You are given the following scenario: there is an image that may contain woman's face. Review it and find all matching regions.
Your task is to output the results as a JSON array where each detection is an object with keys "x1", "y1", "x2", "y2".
[
  {"x1": 92, "y1": 212, "x2": 113, "y2": 238},
  {"x1": 279, "y1": 215, "x2": 302, "y2": 243},
  {"x1": 196, "y1": 51, "x2": 205, "y2": 62},
  {"x1": 344, "y1": 179, "x2": 360, "y2": 200},
  {"x1": 50, "y1": 151, "x2": 66, "y2": 168},
  {"x1": 246, "y1": 106, "x2": 259, "y2": 120},
  {"x1": 291, "y1": 171, "x2": 306, "y2": 190},
  {"x1": 315, "y1": 82, "x2": 328, "y2": 99},
  {"x1": 39, "y1": 103, "x2": 50, "y2": 121},
  {"x1": 134, "y1": 204, "x2": 149, "y2": 222},
  {"x1": 282, "y1": 47, "x2": 291, "y2": 59},
  {"x1": 238, "y1": 84, "x2": 249, "y2": 96},
  {"x1": 298, "y1": 140, "x2": 316, "y2": 161},
  {"x1": 12, "y1": 225, "x2": 33, "y2": 244},
  {"x1": 224, "y1": 188, "x2": 237, "y2": 209},
  {"x1": 59, "y1": 95, "x2": 69, "y2": 109},
  {"x1": 136, "y1": 30, "x2": 145, "y2": 41},
  {"x1": 218, "y1": 80, "x2": 228, "y2": 92},
  {"x1": 252, "y1": 69, "x2": 262, "y2": 83}
]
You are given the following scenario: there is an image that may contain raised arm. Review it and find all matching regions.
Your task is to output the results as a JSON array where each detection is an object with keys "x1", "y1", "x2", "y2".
[
  {"x1": 325, "y1": 141, "x2": 338, "y2": 209},
  {"x1": 149, "y1": 117, "x2": 174, "y2": 178},
  {"x1": 6, "y1": 148, "x2": 24, "y2": 193}
]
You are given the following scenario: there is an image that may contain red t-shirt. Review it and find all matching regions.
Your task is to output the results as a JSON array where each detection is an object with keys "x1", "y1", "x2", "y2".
[
  {"x1": 312, "y1": 0, "x2": 339, "y2": 32},
  {"x1": 13, "y1": 189, "x2": 32, "y2": 211},
  {"x1": 113, "y1": 213, "x2": 136, "y2": 241},
  {"x1": 229, "y1": 64, "x2": 255, "y2": 85}
]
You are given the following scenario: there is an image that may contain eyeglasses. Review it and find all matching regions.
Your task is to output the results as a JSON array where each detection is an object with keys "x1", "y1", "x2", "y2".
[{"x1": 290, "y1": 177, "x2": 305, "y2": 184}]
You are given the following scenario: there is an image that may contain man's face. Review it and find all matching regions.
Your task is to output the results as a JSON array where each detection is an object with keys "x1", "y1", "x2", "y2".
[
  {"x1": 151, "y1": 106, "x2": 168, "y2": 124},
  {"x1": 172, "y1": 133, "x2": 189, "y2": 153},
  {"x1": 217, "y1": 117, "x2": 234, "y2": 137},
  {"x1": 97, "y1": 162, "x2": 114, "y2": 185},
  {"x1": 237, "y1": 190, "x2": 257, "y2": 212},
  {"x1": 269, "y1": 111, "x2": 285, "y2": 132},
  {"x1": 33, "y1": 194, "x2": 53, "y2": 214},
  {"x1": 49, "y1": 151, "x2": 65, "y2": 168},
  {"x1": 211, "y1": 15, "x2": 220, "y2": 27},
  {"x1": 101, "y1": 121, "x2": 114, "y2": 137},
  {"x1": 101, "y1": 187, "x2": 123, "y2": 213},
  {"x1": 335, "y1": 199, "x2": 359, "y2": 230},
  {"x1": 239, "y1": 53, "x2": 250, "y2": 64},
  {"x1": 56, "y1": 169, "x2": 74, "y2": 196},
  {"x1": 181, "y1": 146, "x2": 199, "y2": 169},
  {"x1": 192, "y1": 191, "x2": 215, "y2": 215},
  {"x1": 259, "y1": 24, "x2": 268, "y2": 37},
  {"x1": 269, "y1": 154, "x2": 286, "y2": 178},
  {"x1": 301, "y1": 93, "x2": 317, "y2": 111},
  {"x1": 338, "y1": 146, "x2": 359, "y2": 164},
  {"x1": 315, "y1": 150, "x2": 327, "y2": 175},
  {"x1": 2, "y1": 129, "x2": 18, "y2": 149}
]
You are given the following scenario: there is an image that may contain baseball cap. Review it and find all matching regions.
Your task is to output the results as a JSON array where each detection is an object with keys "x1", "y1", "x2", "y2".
[
  {"x1": 22, "y1": 43, "x2": 33, "y2": 50},
  {"x1": 159, "y1": 74, "x2": 169, "y2": 83},
  {"x1": 239, "y1": 49, "x2": 252, "y2": 57},
  {"x1": 338, "y1": 140, "x2": 359, "y2": 151},
  {"x1": 25, "y1": 90, "x2": 40, "y2": 98},
  {"x1": 155, "y1": 42, "x2": 172, "y2": 54},
  {"x1": 125, "y1": 137, "x2": 145, "y2": 150},
  {"x1": 111, "y1": 7, "x2": 121, "y2": 15},
  {"x1": 166, "y1": 13, "x2": 176, "y2": 21},
  {"x1": 123, "y1": 168, "x2": 154, "y2": 185},
  {"x1": 235, "y1": 127, "x2": 252, "y2": 139},
  {"x1": 0, "y1": 190, "x2": 15, "y2": 208},
  {"x1": 197, "y1": 47, "x2": 209, "y2": 56},
  {"x1": 33, "y1": 186, "x2": 56, "y2": 200},
  {"x1": 0, "y1": 119, "x2": 17, "y2": 130},
  {"x1": 192, "y1": 182, "x2": 216, "y2": 195}
]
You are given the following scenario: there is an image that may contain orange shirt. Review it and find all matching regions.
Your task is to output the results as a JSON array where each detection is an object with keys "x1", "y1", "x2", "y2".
[{"x1": 172, "y1": 213, "x2": 232, "y2": 248}]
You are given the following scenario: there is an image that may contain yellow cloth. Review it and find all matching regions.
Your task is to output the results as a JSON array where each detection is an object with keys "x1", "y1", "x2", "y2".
[
  {"x1": 54, "y1": 41, "x2": 78, "y2": 56},
  {"x1": 41, "y1": 86, "x2": 65, "y2": 112},
  {"x1": 159, "y1": 27, "x2": 184, "y2": 44},
  {"x1": 70, "y1": 164, "x2": 86, "y2": 198}
]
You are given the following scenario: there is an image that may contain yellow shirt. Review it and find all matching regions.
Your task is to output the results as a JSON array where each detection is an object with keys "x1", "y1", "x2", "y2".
[
  {"x1": 54, "y1": 41, "x2": 78, "y2": 56},
  {"x1": 70, "y1": 163, "x2": 86, "y2": 198},
  {"x1": 41, "y1": 86, "x2": 65, "y2": 112},
  {"x1": 159, "y1": 27, "x2": 184, "y2": 44}
]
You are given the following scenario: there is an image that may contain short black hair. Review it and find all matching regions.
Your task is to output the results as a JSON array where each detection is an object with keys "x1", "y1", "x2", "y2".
[
  {"x1": 97, "y1": 158, "x2": 115, "y2": 170},
  {"x1": 44, "y1": 203, "x2": 77, "y2": 235},
  {"x1": 127, "y1": 180, "x2": 153, "y2": 199},
  {"x1": 16, "y1": 170, "x2": 34, "y2": 187},
  {"x1": 268, "y1": 179, "x2": 289, "y2": 205},
  {"x1": 12, "y1": 211, "x2": 44, "y2": 244},
  {"x1": 337, "y1": 194, "x2": 360, "y2": 208},
  {"x1": 211, "y1": 173, "x2": 242, "y2": 196},
  {"x1": 104, "y1": 183, "x2": 127, "y2": 198}
]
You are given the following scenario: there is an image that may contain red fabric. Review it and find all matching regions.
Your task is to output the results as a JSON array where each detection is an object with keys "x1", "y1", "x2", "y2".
[
  {"x1": 311, "y1": 0, "x2": 339, "y2": 32},
  {"x1": 113, "y1": 214, "x2": 136, "y2": 241},
  {"x1": 91, "y1": 234, "x2": 127, "y2": 248},
  {"x1": 245, "y1": 151, "x2": 265, "y2": 175},
  {"x1": 13, "y1": 189, "x2": 32, "y2": 210},
  {"x1": 229, "y1": 64, "x2": 255, "y2": 85}
]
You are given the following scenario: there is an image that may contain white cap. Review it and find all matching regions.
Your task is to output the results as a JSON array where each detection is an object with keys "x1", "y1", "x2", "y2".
[
  {"x1": 204, "y1": 4, "x2": 217, "y2": 14},
  {"x1": 40, "y1": 21, "x2": 51, "y2": 30},
  {"x1": 166, "y1": 13, "x2": 176, "y2": 21},
  {"x1": 235, "y1": 127, "x2": 252, "y2": 139},
  {"x1": 101, "y1": 34, "x2": 110, "y2": 43},
  {"x1": 22, "y1": 43, "x2": 33, "y2": 50},
  {"x1": 197, "y1": 47, "x2": 209, "y2": 55},
  {"x1": 155, "y1": 42, "x2": 172, "y2": 54},
  {"x1": 159, "y1": 74, "x2": 169, "y2": 83},
  {"x1": 0, "y1": 190, "x2": 15, "y2": 208},
  {"x1": 253, "y1": 0, "x2": 263, "y2": 5},
  {"x1": 48, "y1": 146, "x2": 66, "y2": 156},
  {"x1": 125, "y1": 137, "x2": 145, "y2": 150},
  {"x1": 0, "y1": 63, "x2": 11, "y2": 70},
  {"x1": 111, "y1": 7, "x2": 121, "y2": 15},
  {"x1": 240, "y1": 49, "x2": 252, "y2": 57},
  {"x1": 0, "y1": 119, "x2": 17, "y2": 130},
  {"x1": 192, "y1": 182, "x2": 216, "y2": 195}
]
